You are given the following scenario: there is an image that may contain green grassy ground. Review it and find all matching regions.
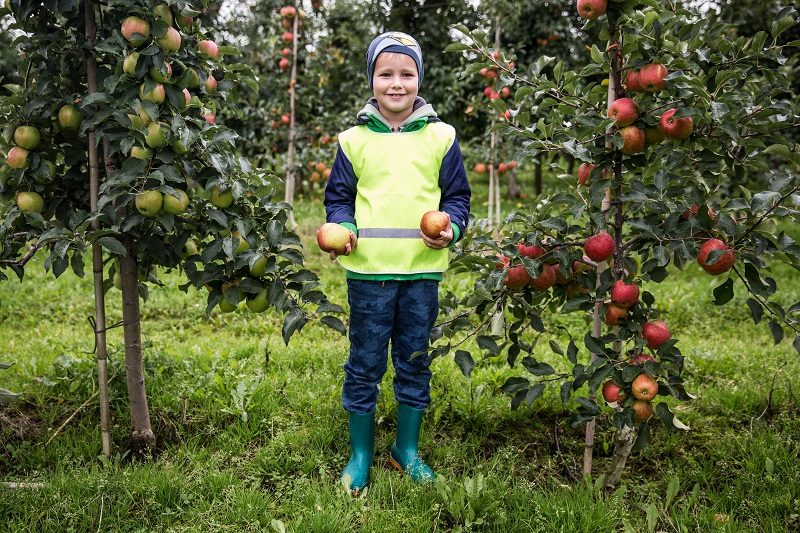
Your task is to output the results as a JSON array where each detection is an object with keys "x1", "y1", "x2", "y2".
[{"x1": 1, "y1": 174, "x2": 799, "y2": 532}]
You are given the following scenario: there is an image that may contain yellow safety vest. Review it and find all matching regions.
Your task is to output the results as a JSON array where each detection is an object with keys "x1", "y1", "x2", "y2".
[{"x1": 337, "y1": 122, "x2": 455, "y2": 275}]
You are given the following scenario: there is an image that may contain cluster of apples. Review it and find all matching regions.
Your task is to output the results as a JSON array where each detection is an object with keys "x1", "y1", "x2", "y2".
[
  {"x1": 4, "y1": 123, "x2": 59, "y2": 216},
  {"x1": 307, "y1": 161, "x2": 332, "y2": 183},
  {"x1": 118, "y1": 5, "x2": 224, "y2": 218},
  {"x1": 277, "y1": 6, "x2": 298, "y2": 71},
  {"x1": 602, "y1": 321, "x2": 673, "y2": 423},
  {"x1": 472, "y1": 161, "x2": 517, "y2": 175},
  {"x1": 497, "y1": 242, "x2": 597, "y2": 296},
  {"x1": 479, "y1": 50, "x2": 514, "y2": 101}
]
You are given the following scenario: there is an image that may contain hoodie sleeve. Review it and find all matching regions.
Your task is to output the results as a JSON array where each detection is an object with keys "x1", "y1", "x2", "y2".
[
  {"x1": 438, "y1": 137, "x2": 471, "y2": 242},
  {"x1": 324, "y1": 146, "x2": 358, "y2": 228}
]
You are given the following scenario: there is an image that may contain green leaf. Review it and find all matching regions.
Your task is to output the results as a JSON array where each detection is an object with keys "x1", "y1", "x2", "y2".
[
  {"x1": 320, "y1": 316, "x2": 346, "y2": 335},
  {"x1": 525, "y1": 383, "x2": 545, "y2": 406},
  {"x1": 281, "y1": 310, "x2": 308, "y2": 345},
  {"x1": 666, "y1": 475, "x2": 680, "y2": 510},
  {"x1": 746, "y1": 298, "x2": 763, "y2": 324},
  {"x1": 501, "y1": 376, "x2": 529, "y2": 394},
  {"x1": 793, "y1": 336, "x2": 800, "y2": 355},
  {"x1": 566, "y1": 340, "x2": 578, "y2": 364},
  {"x1": 713, "y1": 278, "x2": 734, "y2": 305},
  {"x1": 584, "y1": 333, "x2": 606, "y2": 356},
  {"x1": 477, "y1": 335, "x2": 499, "y2": 355},
  {"x1": 762, "y1": 144, "x2": 800, "y2": 168},
  {"x1": 549, "y1": 340, "x2": 563, "y2": 356},
  {"x1": 770, "y1": 15, "x2": 795, "y2": 39},
  {"x1": 95, "y1": 236, "x2": 127, "y2": 256},
  {"x1": 589, "y1": 45, "x2": 604, "y2": 65},
  {"x1": 768, "y1": 321, "x2": 784, "y2": 345},
  {"x1": 454, "y1": 350, "x2": 475, "y2": 378}
]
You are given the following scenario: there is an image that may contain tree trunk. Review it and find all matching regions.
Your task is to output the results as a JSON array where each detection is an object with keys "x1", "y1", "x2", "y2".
[
  {"x1": 283, "y1": 0, "x2": 300, "y2": 229},
  {"x1": 84, "y1": 0, "x2": 112, "y2": 459},
  {"x1": 119, "y1": 235, "x2": 155, "y2": 451},
  {"x1": 506, "y1": 169, "x2": 520, "y2": 199}
]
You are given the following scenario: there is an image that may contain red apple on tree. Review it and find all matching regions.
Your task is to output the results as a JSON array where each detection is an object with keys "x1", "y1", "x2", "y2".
[
  {"x1": 697, "y1": 238, "x2": 735, "y2": 275},
  {"x1": 639, "y1": 63, "x2": 668, "y2": 92},
  {"x1": 517, "y1": 243, "x2": 545, "y2": 259},
  {"x1": 281, "y1": 31, "x2": 294, "y2": 43},
  {"x1": 156, "y1": 26, "x2": 181, "y2": 53},
  {"x1": 504, "y1": 265, "x2": 531, "y2": 289},
  {"x1": 628, "y1": 353, "x2": 655, "y2": 366},
  {"x1": 198, "y1": 39, "x2": 219, "y2": 60},
  {"x1": 205, "y1": 74, "x2": 217, "y2": 93},
  {"x1": 619, "y1": 125, "x2": 646, "y2": 154},
  {"x1": 632, "y1": 374, "x2": 658, "y2": 401},
  {"x1": 605, "y1": 304, "x2": 629, "y2": 326},
  {"x1": 6, "y1": 146, "x2": 29, "y2": 169},
  {"x1": 279, "y1": 57, "x2": 290, "y2": 70},
  {"x1": 577, "y1": 162, "x2": 596, "y2": 186},
  {"x1": 642, "y1": 320, "x2": 671, "y2": 350},
  {"x1": 659, "y1": 109, "x2": 694, "y2": 140},
  {"x1": 529, "y1": 264, "x2": 556, "y2": 291},
  {"x1": 420, "y1": 210, "x2": 450, "y2": 239},
  {"x1": 576, "y1": 0, "x2": 607, "y2": 20},
  {"x1": 631, "y1": 399, "x2": 654, "y2": 423},
  {"x1": 584, "y1": 231, "x2": 615, "y2": 262},
  {"x1": 608, "y1": 97, "x2": 639, "y2": 127},
  {"x1": 610, "y1": 280, "x2": 639, "y2": 308},
  {"x1": 474, "y1": 162, "x2": 486, "y2": 174},
  {"x1": 624, "y1": 69, "x2": 641, "y2": 92},
  {"x1": 602, "y1": 380, "x2": 626, "y2": 403}
]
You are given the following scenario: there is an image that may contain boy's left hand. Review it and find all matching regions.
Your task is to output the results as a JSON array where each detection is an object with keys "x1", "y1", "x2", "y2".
[{"x1": 421, "y1": 213, "x2": 454, "y2": 249}]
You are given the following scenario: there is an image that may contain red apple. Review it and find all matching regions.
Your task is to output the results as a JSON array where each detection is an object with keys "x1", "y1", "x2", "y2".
[
  {"x1": 156, "y1": 26, "x2": 181, "y2": 53},
  {"x1": 517, "y1": 243, "x2": 545, "y2": 259},
  {"x1": 584, "y1": 231, "x2": 615, "y2": 262},
  {"x1": 420, "y1": 210, "x2": 450, "y2": 239},
  {"x1": 659, "y1": 109, "x2": 693, "y2": 140},
  {"x1": 504, "y1": 265, "x2": 531, "y2": 289},
  {"x1": 697, "y1": 238, "x2": 734, "y2": 275},
  {"x1": 619, "y1": 125, "x2": 646, "y2": 155},
  {"x1": 316, "y1": 223, "x2": 351, "y2": 254},
  {"x1": 605, "y1": 304, "x2": 629, "y2": 326},
  {"x1": 279, "y1": 57, "x2": 290, "y2": 70},
  {"x1": 608, "y1": 97, "x2": 639, "y2": 127},
  {"x1": 632, "y1": 374, "x2": 658, "y2": 401},
  {"x1": 639, "y1": 63, "x2": 668, "y2": 93},
  {"x1": 281, "y1": 31, "x2": 294, "y2": 43},
  {"x1": 280, "y1": 114, "x2": 290, "y2": 125},
  {"x1": 205, "y1": 74, "x2": 217, "y2": 93},
  {"x1": 577, "y1": 163, "x2": 596, "y2": 186},
  {"x1": 121, "y1": 16, "x2": 150, "y2": 47},
  {"x1": 495, "y1": 255, "x2": 511, "y2": 270},
  {"x1": 576, "y1": 0, "x2": 607, "y2": 19},
  {"x1": 281, "y1": 47, "x2": 292, "y2": 57},
  {"x1": 610, "y1": 280, "x2": 639, "y2": 308},
  {"x1": 203, "y1": 111, "x2": 216, "y2": 125},
  {"x1": 631, "y1": 399, "x2": 654, "y2": 423},
  {"x1": 682, "y1": 204, "x2": 715, "y2": 221},
  {"x1": 625, "y1": 70, "x2": 641, "y2": 92},
  {"x1": 602, "y1": 380, "x2": 626, "y2": 403},
  {"x1": 474, "y1": 163, "x2": 486, "y2": 174},
  {"x1": 198, "y1": 40, "x2": 219, "y2": 60},
  {"x1": 6, "y1": 146, "x2": 29, "y2": 169},
  {"x1": 628, "y1": 353, "x2": 655, "y2": 366},
  {"x1": 642, "y1": 320, "x2": 671, "y2": 350},
  {"x1": 280, "y1": 5, "x2": 297, "y2": 17},
  {"x1": 644, "y1": 127, "x2": 665, "y2": 145},
  {"x1": 529, "y1": 264, "x2": 556, "y2": 291}
]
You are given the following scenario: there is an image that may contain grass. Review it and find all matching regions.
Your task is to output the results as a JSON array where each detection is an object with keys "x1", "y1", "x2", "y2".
[{"x1": 1, "y1": 170, "x2": 800, "y2": 532}]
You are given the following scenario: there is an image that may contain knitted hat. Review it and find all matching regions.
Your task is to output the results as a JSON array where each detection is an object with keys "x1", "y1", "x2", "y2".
[{"x1": 365, "y1": 31, "x2": 424, "y2": 89}]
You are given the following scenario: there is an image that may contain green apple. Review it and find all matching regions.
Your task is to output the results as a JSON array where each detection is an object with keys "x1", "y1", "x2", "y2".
[
  {"x1": 210, "y1": 186, "x2": 233, "y2": 208},
  {"x1": 145, "y1": 122, "x2": 168, "y2": 149},
  {"x1": 135, "y1": 190, "x2": 163, "y2": 217},
  {"x1": 123, "y1": 52, "x2": 140, "y2": 76},
  {"x1": 13, "y1": 126, "x2": 41, "y2": 150},
  {"x1": 249, "y1": 254, "x2": 267, "y2": 276},
  {"x1": 218, "y1": 299, "x2": 238, "y2": 313},
  {"x1": 130, "y1": 146, "x2": 153, "y2": 160},
  {"x1": 16, "y1": 191, "x2": 44, "y2": 213},
  {"x1": 162, "y1": 189, "x2": 189, "y2": 214},
  {"x1": 246, "y1": 290, "x2": 269, "y2": 312}
]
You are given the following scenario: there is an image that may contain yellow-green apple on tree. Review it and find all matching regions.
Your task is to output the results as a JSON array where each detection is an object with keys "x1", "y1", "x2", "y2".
[
  {"x1": 153, "y1": 3, "x2": 173, "y2": 25},
  {"x1": 642, "y1": 320, "x2": 671, "y2": 350},
  {"x1": 139, "y1": 82, "x2": 165, "y2": 104},
  {"x1": 577, "y1": 162, "x2": 596, "y2": 185},
  {"x1": 619, "y1": 125, "x2": 646, "y2": 154},
  {"x1": 148, "y1": 62, "x2": 172, "y2": 83},
  {"x1": 34, "y1": 160, "x2": 56, "y2": 184},
  {"x1": 602, "y1": 380, "x2": 626, "y2": 403},
  {"x1": 249, "y1": 254, "x2": 268, "y2": 277},
  {"x1": 16, "y1": 191, "x2": 44, "y2": 213},
  {"x1": 638, "y1": 63, "x2": 668, "y2": 92},
  {"x1": 13, "y1": 126, "x2": 41, "y2": 150},
  {"x1": 58, "y1": 104, "x2": 83, "y2": 130},
  {"x1": 607, "y1": 97, "x2": 638, "y2": 127},
  {"x1": 176, "y1": 12, "x2": 193, "y2": 29},
  {"x1": 156, "y1": 26, "x2": 181, "y2": 53},
  {"x1": 182, "y1": 238, "x2": 199, "y2": 258},
  {"x1": 246, "y1": 290, "x2": 269, "y2": 312},
  {"x1": 316, "y1": 223, "x2": 351, "y2": 254},
  {"x1": 420, "y1": 210, "x2": 450, "y2": 239},
  {"x1": 6, "y1": 146, "x2": 29, "y2": 169},
  {"x1": 135, "y1": 190, "x2": 163, "y2": 217},
  {"x1": 145, "y1": 122, "x2": 167, "y2": 148},
  {"x1": 162, "y1": 189, "x2": 189, "y2": 214},
  {"x1": 204, "y1": 74, "x2": 217, "y2": 93},
  {"x1": 232, "y1": 231, "x2": 250, "y2": 253},
  {"x1": 121, "y1": 16, "x2": 150, "y2": 47},
  {"x1": 631, "y1": 399, "x2": 654, "y2": 423},
  {"x1": 130, "y1": 146, "x2": 153, "y2": 160},
  {"x1": 209, "y1": 186, "x2": 233, "y2": 208},
  {"x1": 632, "y1": 374, "x2": 658, "y2": 401},
  {"x1": 584, "y1": 231, "x2": 615, "y2": 262},
  {"x1": 122, "y1": 52, "x2": 141, "y2": 76},
  {"x1": 610, "y1": 280, "x2": 639, "y2": 308},
  {"x1": 576, "y1": 0, "x2": 607, "y2": 19},
  {"x1": 697, "y1": 238, "x2": 734, "y2": 275},
  {"x1": 659, "y1": 109, "x2": 694, "y2": 140},
  {"x1": 219, "y1": 299, "x2": 238, "y2": 313}
]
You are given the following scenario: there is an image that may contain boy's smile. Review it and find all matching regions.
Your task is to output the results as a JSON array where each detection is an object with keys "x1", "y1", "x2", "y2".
[{"x1": 372, "y1": 52, "x2": 419, "y2": 129}]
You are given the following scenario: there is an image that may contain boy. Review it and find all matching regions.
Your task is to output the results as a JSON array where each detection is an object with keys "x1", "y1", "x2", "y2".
[{"x1": 324, "y1": 31, "x2": 471, "y2": 494}]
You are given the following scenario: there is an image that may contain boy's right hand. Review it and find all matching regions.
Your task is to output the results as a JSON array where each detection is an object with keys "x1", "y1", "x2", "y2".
[{"x1": 329, "y1": 231, "x2": 358, "y2": 261}]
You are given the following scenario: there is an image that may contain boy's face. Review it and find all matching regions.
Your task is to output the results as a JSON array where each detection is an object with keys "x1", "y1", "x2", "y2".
[{"x1": 372, "y1": 52, "x2": 418, "y2": 120}]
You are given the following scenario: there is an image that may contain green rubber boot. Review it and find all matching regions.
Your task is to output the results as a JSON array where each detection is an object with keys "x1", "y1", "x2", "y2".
[
  {"x1": 390, "y1": 403, "x2": 436, "y2": 483},
  {"x1": 340, "y1": 410, "x2": 375, "y2": 494}
]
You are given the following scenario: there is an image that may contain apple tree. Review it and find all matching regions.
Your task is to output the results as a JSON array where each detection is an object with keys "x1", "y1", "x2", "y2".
[
  {"x1": 439, "y1": 1, "x2": 799, "y2": 485},
  {"x1": 0, "y1": 0, "x2": 343, "y2": 452}
]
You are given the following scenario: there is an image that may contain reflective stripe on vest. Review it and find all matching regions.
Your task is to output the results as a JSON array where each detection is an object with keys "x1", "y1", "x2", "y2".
[{"x1": 337, "y1": 122, "x2": 455, "y2": 275}]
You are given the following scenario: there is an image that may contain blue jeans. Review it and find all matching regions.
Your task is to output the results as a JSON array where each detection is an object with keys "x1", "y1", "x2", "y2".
[{"x1": 343, "y1": 279, "x2": 439, "y2": 414}]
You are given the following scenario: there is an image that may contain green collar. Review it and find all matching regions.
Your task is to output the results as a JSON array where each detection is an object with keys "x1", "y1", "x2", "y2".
[{"x1": 363, "y1": 113, "x2": 431, "y2": 133}]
